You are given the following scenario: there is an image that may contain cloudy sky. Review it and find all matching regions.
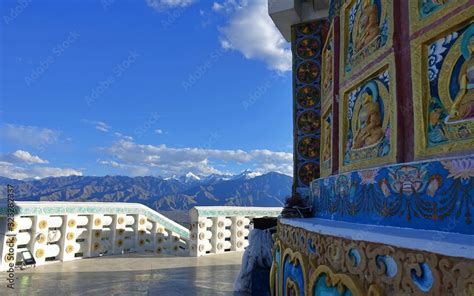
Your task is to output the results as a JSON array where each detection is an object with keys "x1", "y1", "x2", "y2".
[{"x1": 0, "y1": 0, "x2": 293, "y2": 179}]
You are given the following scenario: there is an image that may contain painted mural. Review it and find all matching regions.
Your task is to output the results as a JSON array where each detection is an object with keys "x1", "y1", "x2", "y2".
[
  {"x1": 343, "y1": 0, "x2": 390, "y2": 75},
  {"x1": 341, "y1": 64, "x2": 394, "y2": 171},
  {"x1": 293, "y1": 21, "x2": 328, "y2": 194},
  {"x1": 427, "y1": 23, "x2": 474, "y2": 148},
  {"x1": 311, "y1": 156, "x2": 474, "y2": 234}
]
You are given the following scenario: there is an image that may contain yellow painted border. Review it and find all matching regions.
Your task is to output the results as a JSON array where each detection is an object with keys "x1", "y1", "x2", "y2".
[
  {"x1": 322, "y1": 22, "x2": 335, "y2": 110},
  {"x1": 408, "y1": 0, "x2": 467, "y2": 35},
  {"x1": 320, "y1": 108, "x2": 333, "y2": 177},
  {"x1": 307, "y1": 264, "x2": 365, "y2": 296},
  {"x1": 339, "y1": 54, "x2": 397, "y2": 173},
  {"x1": 339, "y1": 0, "x2": 394, "y2": 83},
  {"x1": 281, "y1": 248, "x2": 307, "y2": 296},
  {"x1": 411, "y1": 7, "x2": 474, "y2": 160},
  {"x1": 270, "y1": 240, "x2": 282, "y2": 296}
]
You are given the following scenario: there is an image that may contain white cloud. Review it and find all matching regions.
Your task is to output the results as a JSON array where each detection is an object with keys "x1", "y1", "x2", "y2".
[
  {"x1": 0, "y1": 161, "x2": 82, "y2": 180},
  {"x1": 2, "y1": 150, "x2": 49, "y2": 164},
  {"x1": 97, "y1": 159, "x2": 151, "y2": 176},
  {"x1": 154, "y1": 129, "x2": 164, "y2": 135},
  {"x1": 0, "y1": 123, "x2": 60, "y2": 148},
  {"x1": 82, "y1": 120, "x2": 111, "y2": 132},
  {"x1": 212, "y1": 2, "x2": 224, "y2": 11},
  {"x1": 216, "y1": 0, "x2": 291, "y2": 72},
  {"x1": 100, "y1": 139, "x2": 292, "y2": 176},
  {"x1": 114, "y1": 132, "x2": 134, "y2": 141},
  {"x1": 146, "y1": 0, "x2": 194, "y2": 11}
]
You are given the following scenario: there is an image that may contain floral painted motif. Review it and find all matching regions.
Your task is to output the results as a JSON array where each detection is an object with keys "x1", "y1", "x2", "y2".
[
  {"x1": 358, "y1": 168, "x2": 379, "y2": 184},
  {"x1": 442, "y1": 157, "x2": 474, "y2": 183}
]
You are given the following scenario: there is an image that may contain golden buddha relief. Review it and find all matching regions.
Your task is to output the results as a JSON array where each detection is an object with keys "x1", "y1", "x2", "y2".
[
  {"x1": 341, "y1": 0, "x2": 392, "y2": 79},
  {"x1": 412, "y1": 10, "x2": 474, "y2": 158},
  {"x1": 340, "y1": 59, "x2": 397, "y2": 172}
]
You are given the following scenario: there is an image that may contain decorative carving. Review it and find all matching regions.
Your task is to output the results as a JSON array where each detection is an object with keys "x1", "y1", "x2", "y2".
[
  {"x1": 298, "y1": 137, "x2": 320, "y2": 159},
  {"x1": 297, "y1": 61, "x2": 319, "y2": 83},
  {"x1": 271, "y1": 222, "x2": 474, "y2": 295},
  {"x1": 292, "y1": 20, "x2": 327, "y2": 193},
  {"x1": 298, "y1": 162, "x2": 320, "y2": 186},
  {"x1": 297, "y1": 86, "x2": 319, "y2": 108}
]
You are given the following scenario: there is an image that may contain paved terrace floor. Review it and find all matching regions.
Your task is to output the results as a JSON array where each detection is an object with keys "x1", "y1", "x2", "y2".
[{"x1": 5, "y1": 253, "x2": 246, "y2": 296}]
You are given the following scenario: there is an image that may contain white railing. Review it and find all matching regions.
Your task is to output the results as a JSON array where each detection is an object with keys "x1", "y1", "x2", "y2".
[
  {"x1": 188, "y1": 206, "x2": 282, "y2": 257},
  {"x1": 0, "y1": 202, "x2": 189, "y2": 271},
  {"x1": 0, "y1": 202, "x2": 282, "y2": 270}
]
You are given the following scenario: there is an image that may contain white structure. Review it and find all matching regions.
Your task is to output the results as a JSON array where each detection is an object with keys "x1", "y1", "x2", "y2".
[
  {"x1": 0, "y1": 202, "x2": 189, "y2": 271},
  {"x1": 0, "y1": 202, "x2": 282, "y2": 270},
  {"x1": 189, "y1": 206, "x2": 282, "y2": 257}
]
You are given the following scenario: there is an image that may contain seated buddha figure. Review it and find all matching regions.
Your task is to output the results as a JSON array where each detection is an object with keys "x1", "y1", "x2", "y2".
[
  {"x1": 449, "y1": 32, "x2": 474, "y2": 121},
  {"x1": 352, "y1": 85, "x2": 384, "y2": 149},
  {"x1": 355, "y1": 0, "x2": 380, "y2": 52}
]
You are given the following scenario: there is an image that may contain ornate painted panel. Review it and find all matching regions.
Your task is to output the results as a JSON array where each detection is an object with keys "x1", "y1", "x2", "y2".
[
  {"x1": 292, "y1": 21, "x2": 328, "y2": 195},
  {"x1": 339, "y1": 57, "x2": 397, "y2": 172},
  {"x1": 271, "y1": 222, "x2": 474, "y2": 296},
  {"x1": 311, "y1": 155, "x2": 474, "y2": 235},
  {"x1": 321, "y1": 24, "x2": 335, "y2": 177},
  {"x1": 412, "y1": 9, "x2": 474, "y2": 159},
  {"x1": 340, "y1": 0, "x2": 393, "y2": 81},
  {"x1": 409, "y1": 0, "x2": 468, "y2": 34}
]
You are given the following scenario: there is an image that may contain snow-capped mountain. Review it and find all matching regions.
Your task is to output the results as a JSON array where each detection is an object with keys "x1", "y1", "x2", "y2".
[
  {"x1": 0, "y1": 171, "x2": 292, "y2": 211},
  {"x1": 165, "y1": 170, "x2": 261, "y2": 185},
  {"x1": 231, "y1": 169, "x2": 263, "y2": 180}
]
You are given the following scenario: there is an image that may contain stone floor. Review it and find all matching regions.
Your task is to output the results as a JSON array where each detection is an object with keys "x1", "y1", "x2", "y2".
[{"x1": 5, "y1": 252, "x2": 246, "y2": 296}]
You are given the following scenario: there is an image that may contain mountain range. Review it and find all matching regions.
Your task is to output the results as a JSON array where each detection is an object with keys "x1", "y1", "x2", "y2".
[{"x1": 0, "y1": 170, "x2": 292, "y2": 211}]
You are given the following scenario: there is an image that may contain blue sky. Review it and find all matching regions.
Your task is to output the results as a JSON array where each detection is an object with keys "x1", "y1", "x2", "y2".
[{"x1": 0, "y1": 0, "x2": 293, "y2": 179}]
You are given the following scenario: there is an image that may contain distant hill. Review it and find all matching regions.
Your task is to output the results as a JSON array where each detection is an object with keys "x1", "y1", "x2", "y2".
[{"x1": 0, "y1": 171, "x2": 291, "y2": 211}]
